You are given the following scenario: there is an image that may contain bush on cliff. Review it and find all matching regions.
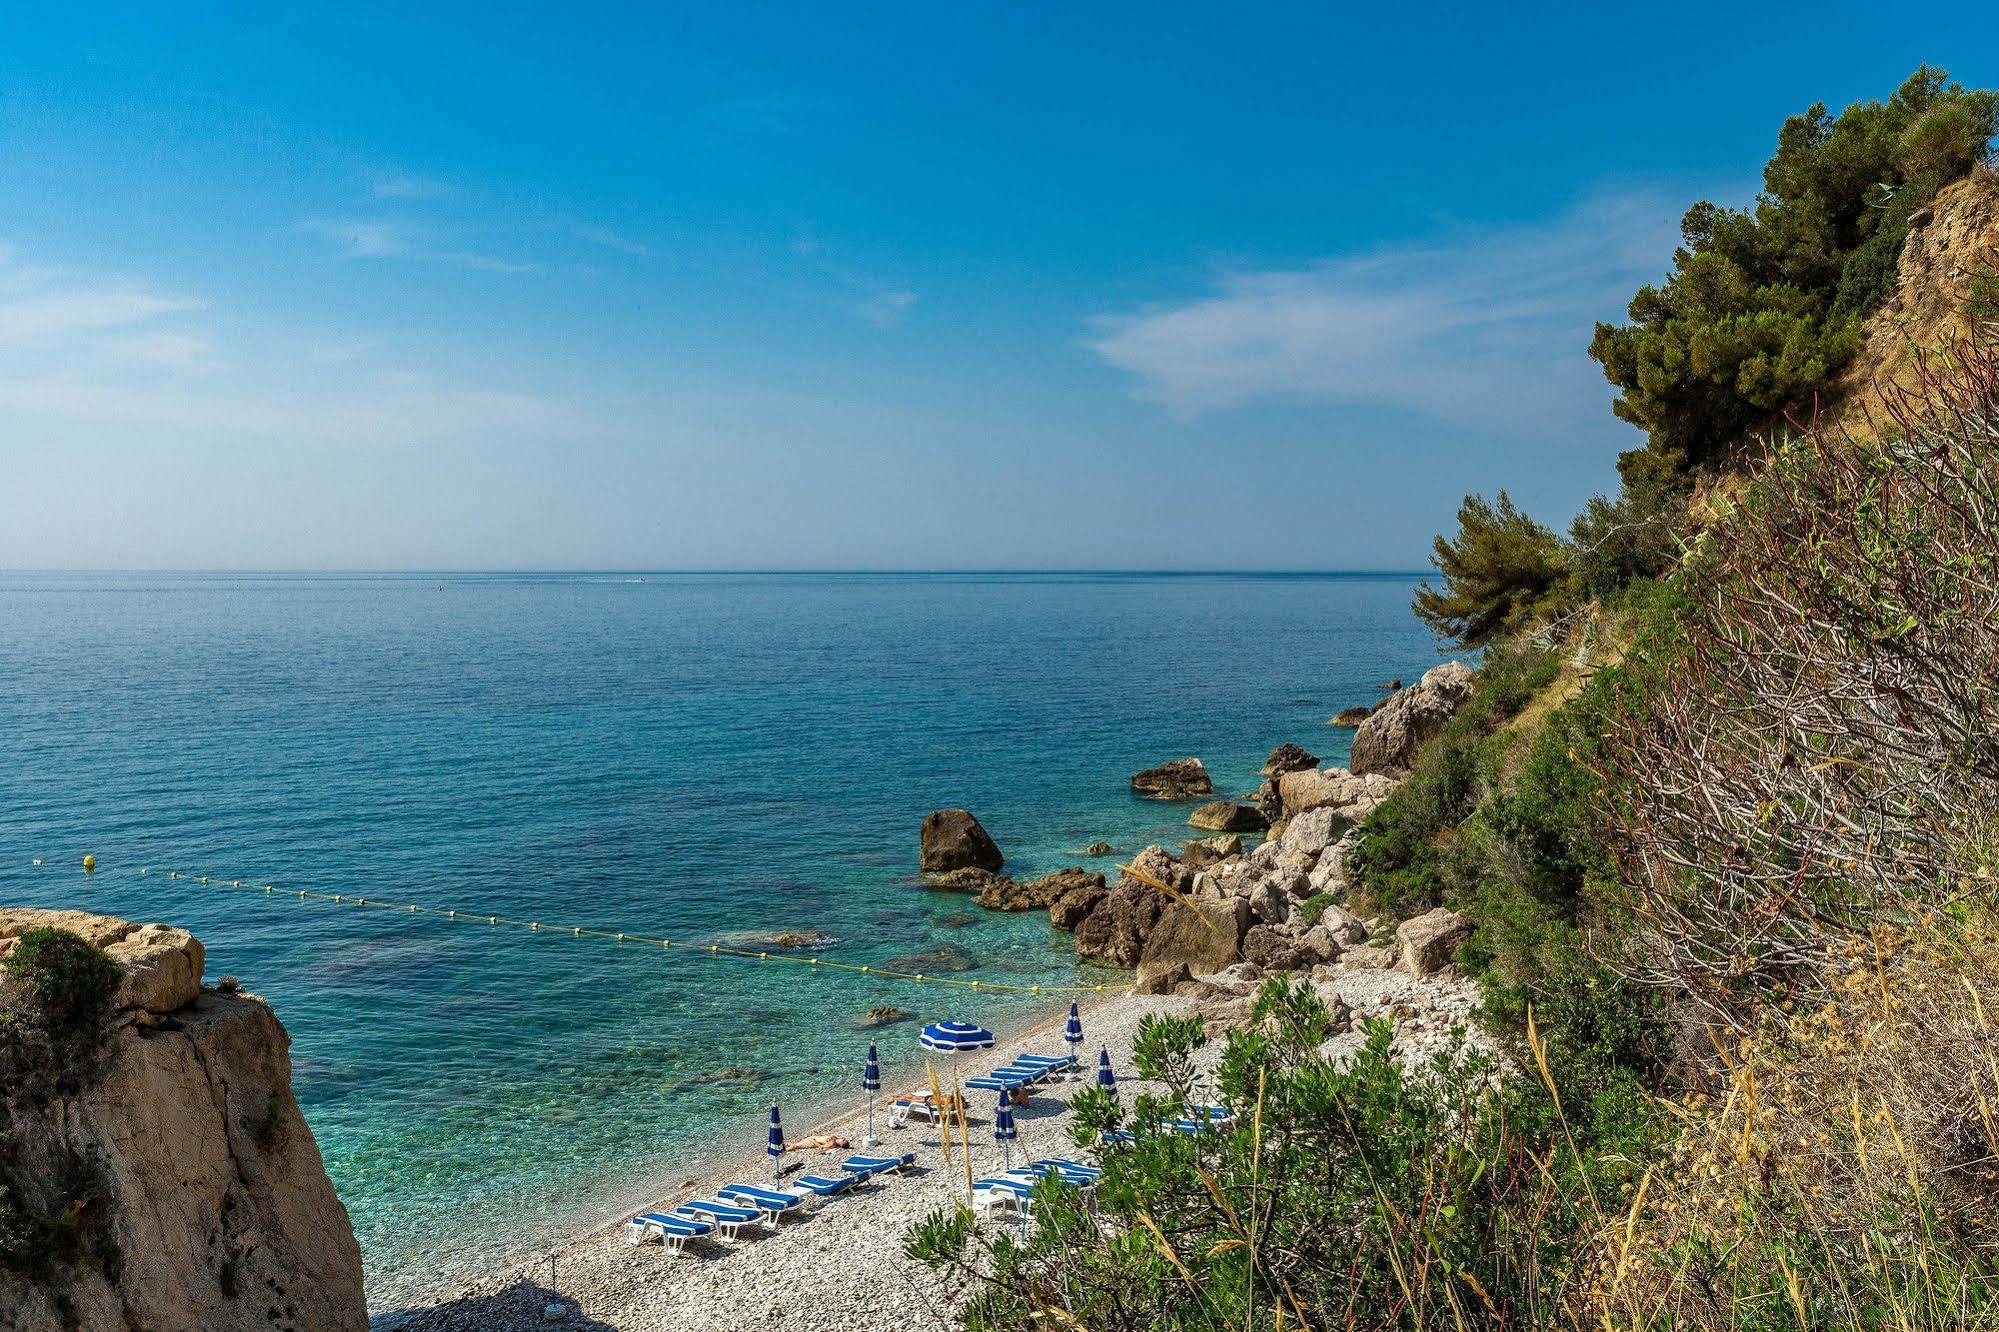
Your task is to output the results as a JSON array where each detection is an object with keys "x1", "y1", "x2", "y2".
[
  {"x1": 1412, "y1": 492, "x2": 1568, "y2": 648},
  {"x1": 2, "y1": 929, "x2": 119, "y2": 1051}
]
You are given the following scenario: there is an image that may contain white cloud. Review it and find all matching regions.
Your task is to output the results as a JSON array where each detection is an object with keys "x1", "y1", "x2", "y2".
[
  {"x1": 857, "y1": 289, "x2": 917, "y2": 327},
  {"x1": 575, "y1": 224, "x2": 650, "y2": 256},
  {"x1": 372, "y1": 172, "x2": 450, "y2": 200},
  {"x1": 1085, "y1": 192, "x2": 1678, "y2": 429},
  {"x1": 0, "y1": 243, "x2": 587, "y2": 447}
]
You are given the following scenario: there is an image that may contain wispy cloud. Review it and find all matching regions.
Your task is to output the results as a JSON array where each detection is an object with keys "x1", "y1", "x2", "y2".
[
  {"x1": 1086, "y1": 192, "x2": 1678, "y2": 430},
  {"x1": 857, "y1": 289, "x2": 917, "y2": 327},
  {"x1": 302, "y1": 218, "x2": 534, "y2": 273},
  {"x1": 0, "y1": 243, "x2": 585, "y2": 445},
  {"x1": 575, "y1": 224, "x2": 650, "y2": 256},
  {"x1": 371, "y1": 171, "x2": 451, "y2": 201}
]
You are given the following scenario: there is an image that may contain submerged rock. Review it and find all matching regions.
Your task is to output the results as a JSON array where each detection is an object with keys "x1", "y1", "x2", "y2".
[
  {"x1": 881, "y1": 943, "x2": 978, "y2": 974},
  {"x1": 859, "y1": 1006, "x2": 912, "y2": 1027},
  {"x1": 928, "y1": 866, "x2": 1012, "y2": 895},
  {"x1": 724, "y1": 929, "x2": 837, "y2": 951},
  {"x1": 1082, "y1": 840, "x2": 1116, "y2": 857},
  {"x1": 919, "y1": 808, "x2": 1004, "y2": 873},
  {"x1": 1130, "y1": 757, "x2": 1213, "y2": 799}
]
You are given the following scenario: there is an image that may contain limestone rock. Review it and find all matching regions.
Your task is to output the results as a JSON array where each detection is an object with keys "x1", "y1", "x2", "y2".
[
  {"x1": 1082, "y1": 841, "x2": 1116, "y2": 857},
  {"x1": 1132, "y1": 960, "x2": 1192, "y2": 996},
  {"x1": 1241, "y1": 923, "x2": 1308, "y2": 972},
  {"x1": 1275, "y1": 766, "x2": 1399, "y2": 821},
  {"x1": 928, "y1": 866, "x2": 1011, "y2": 895},
  {"x1": 0, "y1": 909, "x2": 364, "y2": 1331},
  {"x1": 1280, "y1": 805, "x2": 1350, "y2": 858},
  {"x1": 1298, "y1": 924, "x2": 1343, "y2": 964},
  {"x1": 1188, "y1": 800, "x2": 1267, "y2": 833},
  {"x1": 1130, "y1": 757, "x2": 1213, "y2": 799},
  {"x1": 1396, "y1": 908, "x2": 1474, "y2": 976},
  {"x1": 977, "y1": 867, "x2": 1104, "y2": 912},
  {"x1": 920, "y1": 809, "x2": 1004, "y2": 873},
  {"x1": 1315, "y1": 901, "x2": 1371, "y2": 946},
  {"x1": 1328, "y1": 704, "x2": 1375, "y2": 727},
  {"x1": 1350, "y1": 661, "x2": 1476, "y2": 778},
  {"x1": 1137, "y1": 895, "x2": 1250, "y2": 975},
  {"x1": 0, "y1": 910, "x2": 204, "y2": 1015},
  {"x1": 1180, "y1": 834, "x2": 1242, "y2": 869},
  {"x1": 1049, "y1": 882, "x2": 1109, "y2": 931},
  {"x1": 1262, "y1": 743, "x2": 1319, "y2": 776}
]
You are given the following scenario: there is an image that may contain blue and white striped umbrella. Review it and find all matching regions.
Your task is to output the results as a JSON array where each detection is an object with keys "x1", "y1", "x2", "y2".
[
  {"x1": 767, "y1": 1101, "x2": 785, "y2": 1183},
  {"x1": 1096, "y1": 1046, "x2": 1116, "y2": 1091},
  {"x1": 994, "y1": 1087, "x2": 1017, "y2": 1171},
  {"x1": 919, "y1": 1018, "x2": 996, "y2": 1054},
  {"x1": 1064, "y1": 1001, "x2": 1084, "y2": 1048},
  {"x1": 862, "y1": 1042, "x2": 882, "y2": 1146}
]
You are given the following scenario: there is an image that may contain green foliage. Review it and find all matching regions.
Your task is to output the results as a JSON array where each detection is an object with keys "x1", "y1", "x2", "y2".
[
  {"x1": 1413, "y1": 491, "x2": 1568, "y2": 647},
  {"x1": 1592, "y1": 67, "x2": 1997, "y2": 485},
  {"x1": 2, "y1": 929, "x2": 118, "y2": 1049},
  {"x1": 1341, "y1": 644, "x2": 1560, "y2": 919},
  {"x1": 907, "y1": 978, "x2": 1660, "y2": 1330}
]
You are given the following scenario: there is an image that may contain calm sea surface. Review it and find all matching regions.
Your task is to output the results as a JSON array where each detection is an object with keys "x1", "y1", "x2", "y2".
[{"x1": 0, "y1": 571, "x2": 1432, "y2": 1307}]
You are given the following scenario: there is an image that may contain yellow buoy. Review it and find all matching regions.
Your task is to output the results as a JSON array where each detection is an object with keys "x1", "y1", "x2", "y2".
[{"x1": 82, "y1": 854, "x2": 97, "y2": 872}]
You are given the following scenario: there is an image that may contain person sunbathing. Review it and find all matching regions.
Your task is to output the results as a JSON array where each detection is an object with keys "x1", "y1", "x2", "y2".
[{"x1": 788, "y1": 1133, "x2": 850, "y2": 1151}]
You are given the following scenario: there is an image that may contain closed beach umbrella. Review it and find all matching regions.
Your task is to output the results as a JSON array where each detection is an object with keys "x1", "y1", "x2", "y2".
[
  {"x1": 1096, "y1": 1046, "x2": 1116, "y2": 1092},
  {"x1": 863, "y1": 1041, "x2": 882, "y2": 1146},
  {"x1": 767, "y1": 1100, "x2": 785, "y2": 1184},
  {"x1": 993, "y1": 1087, "x2": 1017, "y2": 1172},
  {"x1": 1064, "y1": 1001, "x2": 1083, "y2": 1048}
]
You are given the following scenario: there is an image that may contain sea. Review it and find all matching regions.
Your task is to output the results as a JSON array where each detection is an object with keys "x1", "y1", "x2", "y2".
[{"x1": 0, "y1": 571, "x2": 1434, "y2": 1308}]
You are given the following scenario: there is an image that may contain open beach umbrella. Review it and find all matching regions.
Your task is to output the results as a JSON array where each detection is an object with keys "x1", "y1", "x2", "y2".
[
  {"x1": 863, "y1": 1041, "x2": 882, "y2": 1146},
  {"x1": 767, "y1": 1100, "x2": 785, "y2": 1185},
  {"x1": 919, "y1": 1018, "x2": 997, "y2": 1055},
  {"x1": 993, "y1": 1087, "x2": 1017, "y2": 1172},
  {"x1": 1096, "y1": 1046, "x2": 1116, "y2": 1092}
]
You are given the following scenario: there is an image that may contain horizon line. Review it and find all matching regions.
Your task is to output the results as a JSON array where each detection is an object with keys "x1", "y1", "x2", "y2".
[{"x1": 0, "y1": 566, "x2": 1434, "y2": 578}]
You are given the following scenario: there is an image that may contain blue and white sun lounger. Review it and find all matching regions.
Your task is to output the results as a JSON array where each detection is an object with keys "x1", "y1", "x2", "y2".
[
  {"x1": 965, "y1": 1071, "x2": 1037, "y2": 1093},
  {"x1": 1021, "y1": 1158, "x2": 1100, "y2": 1185},
  {"x1": 718, "y1": 1183, "x2": 808, "y2": 1218},
  {"x1": 1013, "y1": 1053, "x2": 1079, "y2": 1079},
  {"x1": 841, "y1": 1152, "x2": 915, "y2": 1178},
  {"x1": 970, "y1": 1176, "x2": 1038, "y2": 1213},
  {"x1": 625, "y1": 1210, "x2": 713, "y2": 1251},
  {"x1": 675, "y1": 1198, "x2": 769, "y2": 1241},
  {"x1": 787, "y1": 1173, "x2": 856, "y2": 1198}
]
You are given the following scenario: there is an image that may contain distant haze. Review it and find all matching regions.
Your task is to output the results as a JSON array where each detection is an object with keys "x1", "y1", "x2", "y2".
[{"x1": 3, "y1": 5, "x2": 1994, "y2": 570}]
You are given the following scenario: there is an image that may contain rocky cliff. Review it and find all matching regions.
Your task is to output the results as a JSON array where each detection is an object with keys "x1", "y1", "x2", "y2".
[{"x1": 0, "y1": 909, "x2": 365, "y2": 1332}]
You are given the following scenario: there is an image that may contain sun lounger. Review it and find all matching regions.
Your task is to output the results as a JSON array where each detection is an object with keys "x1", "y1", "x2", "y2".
[
  {"x1": 1029, "y1": 1156, "x2": 1100, "y2": 1178},
  {"x1": 965, "y1": 1071, "x2": 1037, "y2": 1092},
  {"x1": 1012, "y1": 1053, "x2": 1079, "y2": 1079},
  {"x1": 718, "y1": 1183, "x2": 809, "y2": 1217},
  {"x1": 675, "y1": 1198, "x2": 769, "y2": 1241},
  {"x1": 888, "y1": 1095, "x2": 967, "y2": 1127},
  {"x1": 625, "y1": 1210, "x2": 712, "y2": 1251},
  {"x1": 970, "y1": 1176, "x2": 1038, "y2": 1212},
  {"x1": 1018, "y1": 1159, "x2": 1099, "y2": 1186},
  {"x1": 787, "y1": 1172, "x2": 856, "y2": 1197},
  {"x1": 841, "y1": 1152, "x2": 915, "y2": 1177}
]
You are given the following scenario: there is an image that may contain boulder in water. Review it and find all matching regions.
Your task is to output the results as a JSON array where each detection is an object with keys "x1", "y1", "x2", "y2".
[
  {"x1": 919, "y1": 809, "x2": 1004, "y2": 873},
  {"x1": 1130, "y1": 757, "x2": 1213, "y2": 799},
  {"x1": 1262, "y1": 743, "x2": 1319, "y2": 775}
]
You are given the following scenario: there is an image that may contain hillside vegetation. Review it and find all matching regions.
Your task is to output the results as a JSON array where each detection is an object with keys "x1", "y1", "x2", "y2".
[{"x1": 909, "y1": 67, "x2": 1999, "y2": 1330}]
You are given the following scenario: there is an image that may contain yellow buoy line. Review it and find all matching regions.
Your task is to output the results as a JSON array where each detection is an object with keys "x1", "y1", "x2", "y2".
[{"x1": 33, "y1": 859, "x2": 1119, "y2": 996}]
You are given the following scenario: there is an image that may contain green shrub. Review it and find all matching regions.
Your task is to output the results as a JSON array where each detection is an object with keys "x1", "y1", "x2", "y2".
[
  {"x1": 1413, "y1": 491, "x2": 1569, "y2": 648},
  {"x1": 2, "y1": 929, "x2": 119, "y2": 1049}
]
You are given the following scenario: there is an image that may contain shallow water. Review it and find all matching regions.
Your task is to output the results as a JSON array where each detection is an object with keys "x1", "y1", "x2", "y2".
[{"x1": 0, "y1": 570, "x2": 1432, "y2": 1304}]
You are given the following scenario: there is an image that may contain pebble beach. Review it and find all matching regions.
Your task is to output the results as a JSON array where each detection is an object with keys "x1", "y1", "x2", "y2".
[{"x1": 374, "y1": 955, "x2": 1487, "y2": 1332}]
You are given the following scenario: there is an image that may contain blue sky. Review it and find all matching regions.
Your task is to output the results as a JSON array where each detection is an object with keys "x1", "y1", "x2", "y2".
[{"x1": 3, "y1": 4, "x2": 1994, "y2": 570}]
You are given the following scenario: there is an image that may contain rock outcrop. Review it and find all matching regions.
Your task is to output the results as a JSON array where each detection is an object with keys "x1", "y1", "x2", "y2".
[
  {"x1": 1129, "y1": 757, "x2": 1213, "y2": 799},
  {"x1": 0, "y1": 909, "x2": 365, "y2": 1332},
  {"x1": 1396, "y1": 908, "x2": 1474, "y2": 976},
  {"x1": 1328, "y1": 704, "x2": 1375, "y2": 728},
  {"x1": 973, "y1": 868, "x2": 1105, "y2": 912},
  {"x1": 1262, "y1": 743, "x2": 1319, "y2": 775},
  {"x1": 1187, "y1": 801, "x2": 1266, "y2": 833},
  {"x1": 1271, "y1": 766, "x2": 1399, "y2": 822},
  {"x1": 919, "y1": 808, "x2": 1004, "y2": 873},
  {"x1": 1350, "y1": 661, "x2": 1476, "y2": 778}
]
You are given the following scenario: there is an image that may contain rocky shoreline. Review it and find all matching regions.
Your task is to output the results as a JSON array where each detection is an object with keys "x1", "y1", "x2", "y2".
[{"x1": 381, "y1": 661, "x2": 1492, "y2": 1331}]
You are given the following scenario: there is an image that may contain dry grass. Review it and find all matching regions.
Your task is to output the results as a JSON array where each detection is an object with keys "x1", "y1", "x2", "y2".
[{"x1": 1580, "y1": 914, "x2": 1999, "y2": 1330}]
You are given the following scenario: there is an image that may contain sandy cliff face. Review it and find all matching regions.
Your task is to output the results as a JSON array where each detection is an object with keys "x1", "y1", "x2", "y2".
[{"x1": 0, "y1": 909, "x2": 365, "y2": 1332}]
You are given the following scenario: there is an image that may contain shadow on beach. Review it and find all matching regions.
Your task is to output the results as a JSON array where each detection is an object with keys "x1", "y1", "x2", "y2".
[{"x1": 370, "y1": 1277, "x2": 621, "y2": 1331}]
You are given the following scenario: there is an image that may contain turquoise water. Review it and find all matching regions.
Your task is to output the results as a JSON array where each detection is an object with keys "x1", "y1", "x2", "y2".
[{"x1": 0, "y1": 571, "x2": 1431, "y2": 1305}]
